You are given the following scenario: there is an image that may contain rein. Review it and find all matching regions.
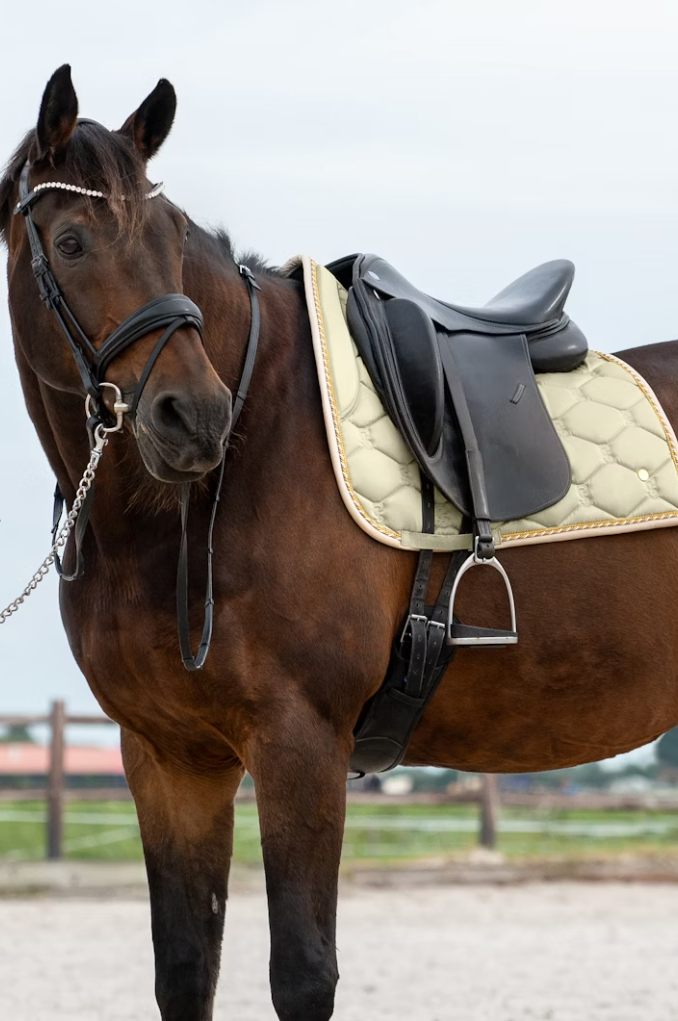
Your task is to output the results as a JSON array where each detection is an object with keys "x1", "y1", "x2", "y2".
[
  {"x1": 177, "y1": 264, "x2": 260, "y2": 671},
  {"x1": 0, "y1": 163, "x2": 261, "y2": 671}
]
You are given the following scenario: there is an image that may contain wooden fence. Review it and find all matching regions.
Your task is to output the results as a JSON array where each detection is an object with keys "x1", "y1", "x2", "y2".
[
  {"x1": 3, "y1": 702, "x2": 674, "y2": 861},
  {"x1": 0, "y1": 701, "x2": 504, "y2": 859},
  {"x1": 0, "y1": 701, "x2": 125, "y2": 859}
]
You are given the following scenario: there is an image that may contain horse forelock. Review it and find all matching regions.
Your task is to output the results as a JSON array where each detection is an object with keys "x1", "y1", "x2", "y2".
[{"x1": 0, "y1": 119, "x2": 149, "y2": 245}]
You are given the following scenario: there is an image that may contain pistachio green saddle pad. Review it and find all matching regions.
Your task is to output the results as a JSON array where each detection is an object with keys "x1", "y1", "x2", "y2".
[{"x1": 285, "y1": 255, "x2": 678, "y2": 552}]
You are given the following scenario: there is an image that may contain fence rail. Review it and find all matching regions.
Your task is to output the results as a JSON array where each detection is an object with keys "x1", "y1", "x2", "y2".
[
  {"x1": 3, "y1": 702, "x2": 673, "y2": 861},
  {"x1": 0, "y1": 700, "x2": 119, "y2": 859},
  {"x1": 0, "y1": 701, "x2": 504, "y2": 858}
]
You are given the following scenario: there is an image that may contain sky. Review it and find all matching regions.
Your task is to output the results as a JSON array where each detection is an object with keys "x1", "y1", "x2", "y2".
[{"x1": 0, "y1": 0, "x2": 675, "y2": 762}]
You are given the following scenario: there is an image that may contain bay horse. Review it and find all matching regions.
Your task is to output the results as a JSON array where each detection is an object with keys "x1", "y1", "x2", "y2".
[{"x1": 3, "y1": 66, "x2": 678, "y2": 1021}]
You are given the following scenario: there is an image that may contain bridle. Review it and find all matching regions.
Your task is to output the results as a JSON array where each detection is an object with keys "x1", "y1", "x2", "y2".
[
  {"x1": 5, "y1": 160, "x2": 261, "y2": 671},
  {"x1": 16, "y1": 162, "x2": 204, "y2": 416}
]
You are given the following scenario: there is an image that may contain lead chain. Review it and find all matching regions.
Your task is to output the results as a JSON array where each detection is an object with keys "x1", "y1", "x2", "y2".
[{"x1": 0, "y1": 425, "x2": 108, "y2": 624}]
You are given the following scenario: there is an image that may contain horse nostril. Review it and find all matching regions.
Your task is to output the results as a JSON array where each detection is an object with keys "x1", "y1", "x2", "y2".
[{"x1": 152, "y1": 392, "x2": 198, "y2": 438}]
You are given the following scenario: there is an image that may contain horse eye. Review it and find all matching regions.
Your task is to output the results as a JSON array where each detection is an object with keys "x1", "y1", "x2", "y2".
[{"x1": 56, "y1": 236, "x2": 82, "y2": 257}]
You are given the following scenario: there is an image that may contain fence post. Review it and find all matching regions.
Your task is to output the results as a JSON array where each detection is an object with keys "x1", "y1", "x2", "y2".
[
  {"x1": 479, "y1": 773, "x2": 499, "y2": 849},
  {"x1": 47, "y1": 700, "x2": 66, "y2": 860}
]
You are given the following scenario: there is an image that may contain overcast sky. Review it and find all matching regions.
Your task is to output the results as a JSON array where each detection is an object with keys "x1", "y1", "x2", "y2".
[{"x1": 0, "y1": 1, "x2": 675, "y2": 760}]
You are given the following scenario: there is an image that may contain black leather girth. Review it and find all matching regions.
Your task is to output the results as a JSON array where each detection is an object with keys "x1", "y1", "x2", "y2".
[{"x1": 349, "y1": 475, "x2": 467, "y2": 776}]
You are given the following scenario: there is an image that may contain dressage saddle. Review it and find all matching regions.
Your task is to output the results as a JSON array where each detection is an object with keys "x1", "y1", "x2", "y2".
[{"x1": 327, "y1": 254, "x2": 587, "y2": 529}]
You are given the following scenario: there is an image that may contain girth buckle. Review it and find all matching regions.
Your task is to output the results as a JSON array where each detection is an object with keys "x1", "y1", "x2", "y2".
[
  {"x1": 399, "y1": 612, "x2": 428, "y2": 645},
  {"x1": 446, "y1": 538, "x2": 518, "y2": 647}
]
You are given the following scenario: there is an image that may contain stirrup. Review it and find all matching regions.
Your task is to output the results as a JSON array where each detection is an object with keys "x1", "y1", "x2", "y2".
[{"x1": 446, "y1": 539, "x2": 518, "y2": 647}]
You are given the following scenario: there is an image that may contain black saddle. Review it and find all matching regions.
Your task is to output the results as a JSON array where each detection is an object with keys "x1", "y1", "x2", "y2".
[{"x1": 327, "y1": 254, "x2": 586, "y2": 528}]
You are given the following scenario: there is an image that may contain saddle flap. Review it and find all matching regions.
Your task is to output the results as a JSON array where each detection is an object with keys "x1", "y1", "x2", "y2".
[
  {"x1": 438, "y1": 331, "x2": 572, "y2": 521},
  {"x1": 384, "y1": 299, "x2": 444, "y2": 458}
]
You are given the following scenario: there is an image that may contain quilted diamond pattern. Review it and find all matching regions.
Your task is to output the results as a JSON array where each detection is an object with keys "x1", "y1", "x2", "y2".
[
  {"x1": 311, "y1": 261, "x2": 678, "y2": 549},
  {"x1": 505, "y1": 359, "x2": 678, "y2": 539}
]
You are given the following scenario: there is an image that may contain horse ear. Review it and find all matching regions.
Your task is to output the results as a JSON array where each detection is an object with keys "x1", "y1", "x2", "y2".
[
  {"x1": 36, "y1": 65, "x2": 78, "y2": 160},
  {"x1": 119, "y1": 80, "x2": 177, "y2": 161}
]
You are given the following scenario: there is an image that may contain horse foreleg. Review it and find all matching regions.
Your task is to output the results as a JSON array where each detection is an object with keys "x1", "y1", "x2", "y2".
[
  {"x1": 121, "y1": 728, "x2": 243, "y2": 1021},
  {"x1": 248, "y1": 709, "x2": 349, "y2": 1021}
]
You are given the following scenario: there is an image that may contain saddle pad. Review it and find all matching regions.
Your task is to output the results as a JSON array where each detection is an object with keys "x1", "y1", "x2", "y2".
[{"x1": 286, "y1": 255, "x2": 678, "y2": 551}]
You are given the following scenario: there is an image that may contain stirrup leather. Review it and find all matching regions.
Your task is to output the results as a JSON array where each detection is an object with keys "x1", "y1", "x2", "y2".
[{"x1": 446, "y1": 539, "x2": 518, "y2": 647}]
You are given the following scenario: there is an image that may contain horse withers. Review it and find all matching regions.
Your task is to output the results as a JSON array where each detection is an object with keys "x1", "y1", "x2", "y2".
[{"x1": 2, "y1": 65, "x2": 678, "y2": 1021}]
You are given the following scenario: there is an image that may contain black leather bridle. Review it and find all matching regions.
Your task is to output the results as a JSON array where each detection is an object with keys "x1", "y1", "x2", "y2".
[
  {"x1": 15, "y1": 161, "x2": 260, "y2": 671},
  {"x1": 16, "y1": 162, "x2": 205, "y2": 413}
]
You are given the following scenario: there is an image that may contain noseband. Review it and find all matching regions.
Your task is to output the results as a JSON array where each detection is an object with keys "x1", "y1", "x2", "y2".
[{"x1": 14, "y1": 162, "x2": 261, "y2": 671}]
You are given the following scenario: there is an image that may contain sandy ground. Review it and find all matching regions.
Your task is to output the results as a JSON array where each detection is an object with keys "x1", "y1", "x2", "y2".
[{"x1": 2, "y1": 883, "x2": 678, "y2": 1020}]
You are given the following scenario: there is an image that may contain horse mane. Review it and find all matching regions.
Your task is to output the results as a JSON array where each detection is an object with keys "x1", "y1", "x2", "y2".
[
  {"x1": 0, "y1": 120, "x2": 148, "y2": 245},
  {"x1": 190, "y1": 223, "x2": 280, "y2": 277}
]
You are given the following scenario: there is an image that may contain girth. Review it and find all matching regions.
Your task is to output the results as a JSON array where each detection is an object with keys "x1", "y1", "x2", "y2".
[{"x1": 350, "y1": 476, "x2": 464, "y2": 775}]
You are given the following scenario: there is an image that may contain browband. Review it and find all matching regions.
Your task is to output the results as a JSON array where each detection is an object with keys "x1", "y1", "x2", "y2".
[{"x1": 15, "y1": 177, "x2": 164, "y2": 215}]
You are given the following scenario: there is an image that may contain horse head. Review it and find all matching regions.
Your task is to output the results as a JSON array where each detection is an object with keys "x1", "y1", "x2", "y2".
[{"x1": 1, "y1": 64, "x2": 232, "y2": 483}]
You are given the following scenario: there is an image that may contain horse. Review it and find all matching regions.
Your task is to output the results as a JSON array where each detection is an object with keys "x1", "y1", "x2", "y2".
[{"x1": 3, "y1": 65, "x2": 678, "y2": 1021}]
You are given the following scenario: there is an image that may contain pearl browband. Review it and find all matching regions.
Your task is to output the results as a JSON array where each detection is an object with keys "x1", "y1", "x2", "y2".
[
  {"x1": 14, "y1": 179, "x2": 164, "y2": 213},
  {"x1": 33, "y1": 180, "x2": 164, "y2": 200}
]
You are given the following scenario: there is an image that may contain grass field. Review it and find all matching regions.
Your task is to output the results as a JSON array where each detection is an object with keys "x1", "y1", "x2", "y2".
[{"x1": 3, "y1": 800, "x2": 678, "y2": 862}]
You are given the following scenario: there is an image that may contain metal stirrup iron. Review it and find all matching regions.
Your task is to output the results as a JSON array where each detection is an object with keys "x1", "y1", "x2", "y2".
[{"x1": 446, "y1": 537, "x2": 518, "y2": 647}]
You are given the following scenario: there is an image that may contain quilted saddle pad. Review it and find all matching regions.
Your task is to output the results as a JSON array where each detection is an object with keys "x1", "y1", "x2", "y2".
[{"x1": 285, "y1": 255, "x2": 678, "y2": 551}]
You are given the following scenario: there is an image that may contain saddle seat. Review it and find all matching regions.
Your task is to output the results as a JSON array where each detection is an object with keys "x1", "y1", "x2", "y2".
[
  {"x1": 447, "y1": 259, "x2": 575, "y2": 326},
  {"x1": 329, "y1": 255, "x2": 588, "y2": 376}
]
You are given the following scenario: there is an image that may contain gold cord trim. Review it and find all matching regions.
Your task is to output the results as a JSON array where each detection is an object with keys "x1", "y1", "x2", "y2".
[
  {"x1": 501, "y1": 510, "x2": 678, "y2": 543},
  {"x1": 310, "y1": 260, "x2": 402, "y2": 541}
]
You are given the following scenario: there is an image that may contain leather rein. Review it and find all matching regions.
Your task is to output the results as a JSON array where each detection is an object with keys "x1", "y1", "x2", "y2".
[{"x1": 13, "y1": 162, "x2": 260, "y2": 671}]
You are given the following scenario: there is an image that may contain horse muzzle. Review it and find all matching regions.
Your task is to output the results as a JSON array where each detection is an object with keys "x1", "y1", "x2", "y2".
[{"x1": 135, "y1": 383, "x2": 232, "y2": 483}]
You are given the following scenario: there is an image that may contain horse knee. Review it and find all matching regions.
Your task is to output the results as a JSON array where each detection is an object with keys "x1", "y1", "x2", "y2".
[{"x1": 271, "y1": 966, "x2": 338, "y2": 1021}]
